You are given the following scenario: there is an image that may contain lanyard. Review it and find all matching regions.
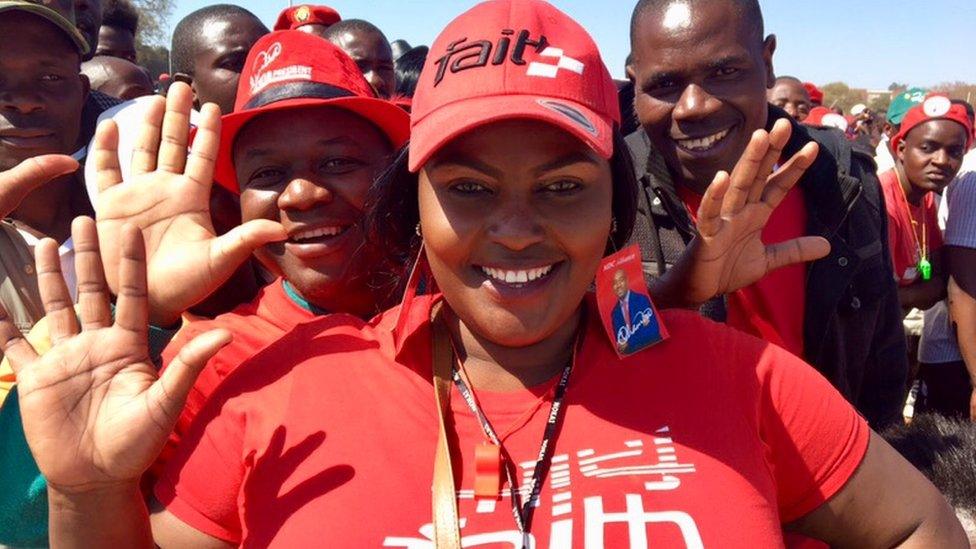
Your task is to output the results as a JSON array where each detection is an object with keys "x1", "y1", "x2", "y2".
[{"x1": 451, "y1": 355, "x2": 574, "y2": 546}]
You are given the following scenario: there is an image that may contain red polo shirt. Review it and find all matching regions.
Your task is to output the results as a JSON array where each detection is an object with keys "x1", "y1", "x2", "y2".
[{"x1": 679, "y1": 186, "x2": 809, "y2": 357}]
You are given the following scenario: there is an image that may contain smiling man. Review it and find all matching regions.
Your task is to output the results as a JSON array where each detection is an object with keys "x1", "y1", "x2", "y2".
[{"x1": 626, "y1": 0, "x2": 908, "y2": 428}]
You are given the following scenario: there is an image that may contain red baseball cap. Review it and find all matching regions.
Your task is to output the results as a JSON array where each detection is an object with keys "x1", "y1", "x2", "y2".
[
  {"x1": 211, "y1": 30, "x2": 410, "y2": 193},
  {"x1": 273, "y1": 4, "x2": 341, "y2": 31},
  {"x1": 893, "y1": 95, "x2": 974, "y2": 152},
  {"x1": 803, "y1": 106, "x2": 849, "y2": 132},
  {"x1": 803, "y1": 82, "x2": 824, "y2": 106},
  {"x1": 408, "y1": 0, "x2": 620, "y2": 172}
]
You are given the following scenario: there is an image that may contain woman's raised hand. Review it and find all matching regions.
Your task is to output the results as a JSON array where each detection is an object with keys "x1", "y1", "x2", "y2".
[{"x1": 93, "y1": 82, "x2": 286, "y2": 326}]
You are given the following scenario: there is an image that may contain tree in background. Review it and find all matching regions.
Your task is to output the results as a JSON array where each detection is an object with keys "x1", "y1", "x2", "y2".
[
  {"x1": 821, "y1": 82, "x2": 867, "y2": 114},
  {"x1": 133, "y1": 0, "x2": 174, "y2": 78},
  {"x1": 931, "y1": 82, "x2": 976, "y2": 105}
]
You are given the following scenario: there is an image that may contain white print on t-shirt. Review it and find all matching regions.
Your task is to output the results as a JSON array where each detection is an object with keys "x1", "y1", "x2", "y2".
[{"x1": 383, "y1": 426, "x2": 704, "y2": 548}]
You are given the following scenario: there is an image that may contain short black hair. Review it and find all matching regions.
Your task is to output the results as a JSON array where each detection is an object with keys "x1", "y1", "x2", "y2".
[
  {"x1": 630, "y1": 0, "x2": 764, "y2": 47},
  {"x1": 323, "y1": 18, "x2": 388, "y2": 43},
  {"x1": 394, "y1": 46, "x2": 427, "y2": 99},
  {"x1": 170, "y1": 4, "x2": 265, "y2": 75},
  {"x1": 774, "y1": 75, "x2": 803, "y2": 85},
  {"x1": 365, "y1": 130, "x2": 639, "y2": 302},
  {"x1": 102, "y1": 0, "x2": 139, "y2": 35},
  {"x1": 882, "y1": 414, "x2": 976, "y2": 511}
]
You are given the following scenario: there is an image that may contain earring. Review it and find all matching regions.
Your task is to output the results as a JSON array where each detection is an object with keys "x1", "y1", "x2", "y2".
[
  {"x1": 610, "y1": 218, "x2": 618, "y2": 235},
  {"x1": 415, "y1": 223, "x2": 422, "y2": 238}
]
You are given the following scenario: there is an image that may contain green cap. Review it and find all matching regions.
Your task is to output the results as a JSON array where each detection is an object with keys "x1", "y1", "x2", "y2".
[
  {"x1": 0, "y1": 0, "x2": 90, "y2": 55},
  {"x1": 886, "y1": 87, "x2": 927, "y2": 125}
]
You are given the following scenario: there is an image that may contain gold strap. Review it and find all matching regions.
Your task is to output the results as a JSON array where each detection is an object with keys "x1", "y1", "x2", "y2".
[{"x1": 431, "y1": 304, "x2": 462, "y2": 549}]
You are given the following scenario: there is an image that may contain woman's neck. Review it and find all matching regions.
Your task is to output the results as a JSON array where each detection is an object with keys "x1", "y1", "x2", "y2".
[
  {"x1": 895, "y1": 164, "x2": 926, "y2": 207},
  {"x1": 444, "y1": 307, "x2": 581, "y2": 392}
]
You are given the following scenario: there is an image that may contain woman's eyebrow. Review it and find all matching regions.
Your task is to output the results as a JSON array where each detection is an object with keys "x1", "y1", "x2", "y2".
[{"x1": 533, "y1": 151, "x2": 600, "y2": 176}]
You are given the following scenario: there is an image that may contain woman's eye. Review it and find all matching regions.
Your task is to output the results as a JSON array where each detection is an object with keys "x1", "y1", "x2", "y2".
[
  {"x1": 544, "y1": 180, "x2": 581, "y2": 193},
  {"x1": 450, "y1": 180, "x2": 489, "y2": 194}
]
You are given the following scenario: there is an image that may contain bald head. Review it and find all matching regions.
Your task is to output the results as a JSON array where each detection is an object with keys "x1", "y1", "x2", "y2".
[
  {"x1": 630, "y1": 0, "x2": 764, "y2": 46},
  {"x1": 82, "y1": 55, "x2": 154, "y2": 100},
  {"x1": 768, "y1": 75, "x2": 811, "y2": 121}
]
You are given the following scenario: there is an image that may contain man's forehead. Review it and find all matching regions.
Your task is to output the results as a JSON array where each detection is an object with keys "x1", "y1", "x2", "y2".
[{"x1": 632, "y1": 1, "x2": 757, "y2": 62}]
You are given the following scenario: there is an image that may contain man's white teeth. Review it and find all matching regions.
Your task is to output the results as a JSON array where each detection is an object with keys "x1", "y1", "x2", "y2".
[
  {"x1": 481, "y1": 265, "x2": 554, "y2": 284},
  {"x1": 292, "y1": 226, "x2": 345, "y2": 241},
  {"x1": 677, "y1": 127, "x2": 731, "y2": 151}
]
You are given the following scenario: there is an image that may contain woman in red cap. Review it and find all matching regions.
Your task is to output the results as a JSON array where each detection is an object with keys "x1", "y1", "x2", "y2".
[{"x1": 2, "y1": 1, "x2": 967, "y2": 547}]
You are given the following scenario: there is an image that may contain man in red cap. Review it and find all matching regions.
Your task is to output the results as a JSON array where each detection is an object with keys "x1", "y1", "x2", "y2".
[
  {"x1": 273, "y1": 4, "x2": 340, "y2": 39},
  {"x1": 880, "y1": 96, "x2": 972, "y2": 308}
]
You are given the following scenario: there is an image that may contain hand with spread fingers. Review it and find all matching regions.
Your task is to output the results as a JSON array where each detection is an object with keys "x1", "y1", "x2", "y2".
[
  {"x1": 0, "y1": 218, "x2": 231, "y2": 494},
  {"x1": 93, "y1": 82, "x2": 287, "y2": 327},
  {"x1": 663, "y1": 118, "x2": 831, "y2": 307},
  {"x1": 0, "y1": 155, "x2": 79, "y2": 219}
]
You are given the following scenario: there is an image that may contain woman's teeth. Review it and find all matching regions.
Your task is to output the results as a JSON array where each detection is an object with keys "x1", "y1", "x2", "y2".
[
  {"x1": 676, "y1": 127, "x2": 732, "y2": 151},
  {"x1": 481, "y1": 265, "x2": 554, "y2": 284},
  {"x1": 291, "y1": 226, "x2": 346, "y2": 242}
]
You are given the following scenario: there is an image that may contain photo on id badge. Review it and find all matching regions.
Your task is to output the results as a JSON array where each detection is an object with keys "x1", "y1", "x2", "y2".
[{"x1": 596, "y1": 244, "x2": 668, "y2": 357}]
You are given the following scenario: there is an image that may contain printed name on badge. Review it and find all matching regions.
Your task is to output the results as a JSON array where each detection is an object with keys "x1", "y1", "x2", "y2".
[{"x1": 595, "y1": 245, "x2": 668, "y2": 357}]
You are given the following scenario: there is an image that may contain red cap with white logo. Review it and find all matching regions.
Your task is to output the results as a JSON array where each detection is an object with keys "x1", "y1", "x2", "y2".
[
  {"x1": 210, "y1": 30, "x2": 410, "y2": 192},
  {"x1": 893, "y1": 95, "x2": 974, "y2": 151},
  {"x1": 407, "y1": 0, "x2": 620, "y2": 172}
]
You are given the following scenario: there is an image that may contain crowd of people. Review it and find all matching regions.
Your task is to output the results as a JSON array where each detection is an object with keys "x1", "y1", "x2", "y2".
[{"x1": 0, "y1": 0, "x2": 974, "y2": 546}]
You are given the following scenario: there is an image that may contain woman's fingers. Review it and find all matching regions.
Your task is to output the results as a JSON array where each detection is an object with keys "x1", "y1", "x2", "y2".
[
  {"x1": 156, "y1": 82, "x2": 194, "y2": 174},
  {"x1": 184, "y1": 102, "x2": 221, "y2": 189},
  {"x1": 762, "y1": 142, "x2": 819, "y2": 209},
  {"x1": 113, "y1": 224, "x2": 149, "y2": 336},
  {"x1": 698, "y1": 170, "x2": 731, "y2": 238},
  {"x1": 746, "y1": 119, "x2": 791, "y2": 204},
  {"x1": 72, "y1": 217, "x2": 113, "y2": 331},
  {"x1": 765, "y1": 236, "x2": 832, "y2": 273},
  {"x1": 92, "y1": 120, "x2": 123, "y2": 194},
  {"x1": 723, "y1": 129, "x2": 770, "y2": 216},
  {"x1": 0, "y1": 302, "x2": 39, "y2": 376},
  {"x1": 129, "y1": 95, "x2": 166, "y2": 176},
  {"x1": 150, "y1": 328, "x2": 232, "y2": 421},
  {"x1": 35, "y1": 238, "x2": 79, "y2": 345}
]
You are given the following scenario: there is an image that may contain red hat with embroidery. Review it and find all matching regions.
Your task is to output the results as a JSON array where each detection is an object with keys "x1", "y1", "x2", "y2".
[
  {"x1": 273, "y1": 4, "x2": 341, "y2": 31},
  {"x1": 407, "y1": 0, "x2": 620, "y2": 172},
  {"x1": 209, "y1": 30, "x2": 410, "y2": 193},
  {"x1": 893, "y1": 95, "x2": 974, "y2": 152},
  {"x1": 803, "y1": 82, "x2": 824, "y2": 106}
]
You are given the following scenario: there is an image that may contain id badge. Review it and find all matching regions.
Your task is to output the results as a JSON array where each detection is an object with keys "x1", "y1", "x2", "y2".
[{"x1": 596, "y1": 245, "x2": 668, "y2": 357}]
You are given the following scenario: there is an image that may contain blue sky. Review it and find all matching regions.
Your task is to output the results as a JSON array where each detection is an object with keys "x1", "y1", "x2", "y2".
[{"x1": 169, "y1": 0, "x2": 976, "y2": 89}]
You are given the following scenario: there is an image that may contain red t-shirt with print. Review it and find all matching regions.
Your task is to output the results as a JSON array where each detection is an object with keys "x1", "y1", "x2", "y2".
[
  {"x1": 156, "y1": 294, "x2": 868, "y2": 548},
  {"x1": 679, "y1": 186, "x2": 809, "y2": 357},
  {"x1": 150, "y1": 278, "x2": 319, "y2": 480},
  {"x1": 879, "y1": 170, "x2": 944, "y2": 286}
]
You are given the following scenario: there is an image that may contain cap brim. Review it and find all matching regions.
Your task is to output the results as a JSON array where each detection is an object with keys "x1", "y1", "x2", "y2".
[
  {"x1": 209, "y1": 96, "x2": 410, "y2": 193},
  {"x1": 0, "y1": 2, "x2": 90, "y2": 55},
  {"x1": 408, "y1": 94, "x2": 614, "y2": 173}
]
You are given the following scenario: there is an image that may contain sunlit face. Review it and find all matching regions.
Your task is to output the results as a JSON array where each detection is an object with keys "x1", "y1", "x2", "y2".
[
  {"x1": 630, "y1": 0, "x2": 775, "y2": 193},
  {"x1": 897, "y1": 119, "x2": 968, "y2": 195},
  {"x1": 767, "y1": 79, "x2": 811, "y2": 121},
  {"x1": 233, "y1": 106, "x2": 393, "y2": 315},
  {"x1": 418, "y1": 120, "x2": 613, "y2": 347}
]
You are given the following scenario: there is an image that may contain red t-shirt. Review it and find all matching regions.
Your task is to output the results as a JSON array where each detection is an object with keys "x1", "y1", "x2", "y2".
[
  {"x1": 151, "y1": 278, "x2": 319, "y2": 479},
  {"x1": 879, "y1": 170, "x2": 944, "y2": 286},
  {"x1": 679, "y1": 186, "x2": 809, "y2": 356},
  {"x1": 156, "y1": 294, "x2": 868, "y2": 547}
]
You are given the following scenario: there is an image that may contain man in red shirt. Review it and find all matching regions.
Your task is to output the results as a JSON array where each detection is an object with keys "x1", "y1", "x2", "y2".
[
  {"x1": 627, "y1": 0, "x2": 910, "y2": 427},
  {"x1": 880, "y1": 96, "x2": 972, "y2": 311}
]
